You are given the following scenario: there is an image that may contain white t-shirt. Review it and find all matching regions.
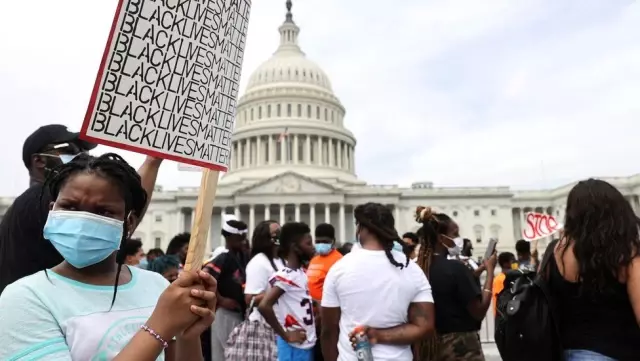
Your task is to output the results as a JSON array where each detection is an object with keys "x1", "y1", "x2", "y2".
[
  {"x1": 269, "y1": 267, "x2": 317, "y2": 350},
  {"x1": 322, "y1": 249, "x2": 434, "y2": 361},
  {"x1": 245, "y1": 253, "x2": 285, "y2": 322},
  {"x1": 0, "y1": 267, "x2": 169, "y2": 360}
]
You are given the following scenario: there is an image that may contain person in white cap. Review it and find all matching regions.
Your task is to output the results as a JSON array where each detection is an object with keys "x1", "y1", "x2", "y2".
[{"x1": 202, "y1": 214, "x2": 249, "y2": 361}]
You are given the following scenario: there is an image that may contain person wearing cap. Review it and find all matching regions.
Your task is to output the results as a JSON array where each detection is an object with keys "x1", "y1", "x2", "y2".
[
  {"x1": 306, "y1": 223, "x2": 343, "y2": 361},
  {"x1": 0, "y1": 124, "x2": 164, "y2": 295}
]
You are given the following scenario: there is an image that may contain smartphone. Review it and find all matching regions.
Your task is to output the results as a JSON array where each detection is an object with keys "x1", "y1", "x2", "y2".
[{"x1": 484, "y1": 238, "x2": 498, "y2": 261}]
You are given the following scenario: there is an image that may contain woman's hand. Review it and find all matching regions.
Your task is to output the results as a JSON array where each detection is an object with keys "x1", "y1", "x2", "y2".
[
  {"x1": 181, "y1": 270, "x2": 217, "y2": 339},
  {"x1": 146, "y1": 271, "x2": 206, "y2": 340}
]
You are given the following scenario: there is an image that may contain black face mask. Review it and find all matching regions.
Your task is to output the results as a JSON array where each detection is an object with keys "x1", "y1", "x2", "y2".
[{"x1": 42, "y1": 156, "x2": 64, "y2": 179}]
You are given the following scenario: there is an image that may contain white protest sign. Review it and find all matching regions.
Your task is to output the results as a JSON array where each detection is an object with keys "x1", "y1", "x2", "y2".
[
  {"x1": 522, "y1": 212, "x2": 563, "y2": 242},
  {"x1": 81, "y1": 0, "x2": 251, "y2": 171}
]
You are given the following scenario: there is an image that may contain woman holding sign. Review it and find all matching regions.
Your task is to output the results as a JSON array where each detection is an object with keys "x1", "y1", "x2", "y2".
[{"x1": 0, "y1": 154, "x2": 216, "y2": 360}]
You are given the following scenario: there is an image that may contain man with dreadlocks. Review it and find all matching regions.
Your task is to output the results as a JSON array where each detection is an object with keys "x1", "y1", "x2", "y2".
[
  {"x1": 320, "y1": 202, "x2": 434, "y2": 361},
  {"x1": 413, "y1": 206, "x2": 497, "y2": 361},
  {"x1": 0, "y1": 153, "x2": 215, "y2": 360}
]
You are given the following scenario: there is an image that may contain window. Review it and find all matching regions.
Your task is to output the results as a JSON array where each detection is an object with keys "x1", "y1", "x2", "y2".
[
  {"x1": 258, "y1": 106, "x2": 262, "y2": 119},
  {"x1": 331, "y1": 110, "x2": 335, "y2": 122},
  {"x1": 276, "y1": 142, "x2": 282, "y2": 162},
  {"x1": 154, "y1": 237, "x2": 162, "y2": 248},
  {"x1": 473, "y1": 225, "x2": 484, "y2": 243},
  {"x1": 297, "y1": 104, "x2": 302, "y2": 117},
  {"x1": 287, "y1": 104, "x2": 292, "y2": 117},
  {"x1": 491, "y1": 209, "x2": 497, "y2": 216},
  {"x1": 154, "y1": 214, "x2": 162, "y2": 222},
  {"x1": 474, "y1": 210, "x2": 480, "y2": 217},
  {"x1": 490, "y1": 225, "x2": 501, "y2": 240},
  {"x1": 316, "y1": 106, "x2": 320, "y2": 119},
  {"x1": 324, "y1": 108, "x2": 328, "y2": 120},
  {"x1": 250, "y1": 108, "x2": 254, "y2": 120},
  {"x1": 453, "y1": 211, "x2": 458, "y2": 217},
  {"x1": 307, "y1": 105, "x2": 311, "y2": 118},
  {"x1": 267, "y1": 104, "x2": 271, "y2": 117},
  {"x1": 277, "y1": 104, "x2": 281, "y2": 117}
]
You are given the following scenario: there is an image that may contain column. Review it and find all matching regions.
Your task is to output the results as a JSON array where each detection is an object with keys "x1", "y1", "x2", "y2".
[
  {"x1": 256, "y1": 136, "x2": 262, "y2": 166},
  {"x1": 244, "y1": 139, "x2": 250, "y2": 167},
  {"x1": 279, "y1": 204, "x2": 285, "y2": 224},
  {"x1": 175, "y1": 209, "x2": 184, "y2": 234},
  {"x1": 310, "y1": 204, "x2": 316, "y2": 234},
  {"x1": 324, "y1": 204, "x2": 330, "y2": 223},
  {"x1": 234, "y1": 206, "x2": 240, "y2": 219},
  {"x1": 295, "y1": 204, "x2": 301, "y2": 222},
  {"x1": 190, "y1": 208, "x2": 195, "y2": 228},
  {"x1": 350, "y1": 146, "x2": 355, "y2": 171},
  {"x1": 305, "y1": 135, "x2": 311, "y2": 165},
  {"x1": 394, "y1": 205, "x2": 399, "y2": 223},
  {"x1": 339, "y1": 204, "x2": 346, "y2": 242},
  {"x1": 249, "y1": 205, "x2": 255, "y2": 236},
  {"x1": 328, "y1": 138, "x2": 334, "y2": 167},
  {"x1": 264, "y1": 204, "x2": 271, "y2": 220},
  {"x1": 337, "y1": 140, "x2": 342, "y2": 169},
  {"x1": 317, "y1": 136, "x2": 323, "y2": 165},
  {"x1": 293, "y1": 135, "x2": 299, "y2": 164},
  {"x1": 520, "y1": 207, "x2": 526, "y2": 237},
  {"x1": 280, "y1": 136, "x2": 286, "y2": 164},
  {"x1": 268, "y1": 135, "x2": 274, "y2": 165}
]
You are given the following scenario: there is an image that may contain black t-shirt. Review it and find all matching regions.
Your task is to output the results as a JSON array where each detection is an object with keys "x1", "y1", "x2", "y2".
[
  {"x1": 204, "y1": 250, "x2": 248, "y2": 314},
  {"x1": 428, "y1": 254, "x2": 482, "y2": 334},
  {"x1": 0, "y1": 184, "x2": 61, "y2": 295}
]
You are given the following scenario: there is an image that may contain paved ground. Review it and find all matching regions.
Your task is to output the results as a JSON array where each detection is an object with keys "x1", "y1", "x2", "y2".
[{"x1": 482, "y1": 343, "x2": 502, "y2": 361}]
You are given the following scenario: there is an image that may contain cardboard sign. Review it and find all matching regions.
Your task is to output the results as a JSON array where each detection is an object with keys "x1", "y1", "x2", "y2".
[
  {"x1": 522, "y1": 212, "x2": 563, "y2": 242},
  {"x1": 81, "y1": 0, "x2": 252, "y2": 171}
]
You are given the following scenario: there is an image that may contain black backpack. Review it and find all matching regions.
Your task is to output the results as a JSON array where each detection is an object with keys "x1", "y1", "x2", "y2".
[{"x1": 494, "y1": 240, "x2": 563, "y2": 361}]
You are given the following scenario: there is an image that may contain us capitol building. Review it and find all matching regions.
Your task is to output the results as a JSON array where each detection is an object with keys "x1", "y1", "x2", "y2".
[{"x1": 4, "y1": 3, "x2": 639, "y2": 258}]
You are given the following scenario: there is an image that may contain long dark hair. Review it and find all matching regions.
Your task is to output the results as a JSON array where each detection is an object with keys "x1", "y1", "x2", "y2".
[
  {"x1": 250, "y1": 220, "x2": 280, "y2": 270},
  {"x1": 353, "y1": 202, "x2": 408, "y2": 269},
  {"x1": 414, "y1": 206, "x2": 453, "y2": 360},
  {"x1": 562, "y1": 179, "x2": 640, "y2": 295},
  {"x1": 43, "y1": 153, "x2": 147, "y2": 308}
]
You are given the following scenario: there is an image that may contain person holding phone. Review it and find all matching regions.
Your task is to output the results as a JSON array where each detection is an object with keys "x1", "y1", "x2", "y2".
[{"x1": 412, "y1": 206, "x2": 498, "y2": 361}]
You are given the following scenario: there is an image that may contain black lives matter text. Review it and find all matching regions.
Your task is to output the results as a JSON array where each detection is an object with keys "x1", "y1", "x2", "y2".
[{"x1": 87, "y1": 0, "x2": 251, "y2": 168}]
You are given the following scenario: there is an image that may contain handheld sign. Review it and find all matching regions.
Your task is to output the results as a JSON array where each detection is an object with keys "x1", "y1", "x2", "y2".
[
  {"x1": 522, "y1": 212, "x2": 563, "y2": 242},
  {"x1": 81, "y1": 0, "x2": 252, "y2": 271}
]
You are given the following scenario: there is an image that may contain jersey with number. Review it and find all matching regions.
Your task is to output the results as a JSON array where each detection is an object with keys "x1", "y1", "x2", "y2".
[{"x1": 269, "y1": 267, "x2": 317, "y2": 350}]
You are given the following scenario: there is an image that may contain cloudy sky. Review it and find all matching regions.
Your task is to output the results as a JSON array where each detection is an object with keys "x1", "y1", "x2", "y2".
[{"x1": 0, "y1": 0, "x2": 638, "y2": 196}]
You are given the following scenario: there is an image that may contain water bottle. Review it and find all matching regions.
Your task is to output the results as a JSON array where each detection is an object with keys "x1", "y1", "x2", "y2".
[{"x1": 353, "y1": 326, "x2": 374, "y2": 361}]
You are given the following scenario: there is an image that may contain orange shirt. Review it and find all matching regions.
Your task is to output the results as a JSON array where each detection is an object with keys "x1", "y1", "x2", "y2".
[
  {"x1": 492, "y1": 272, "x2": 506, "y2": 315},
  {"x1": 307, "y1": 249, "x2": 343, "y2": 301}
]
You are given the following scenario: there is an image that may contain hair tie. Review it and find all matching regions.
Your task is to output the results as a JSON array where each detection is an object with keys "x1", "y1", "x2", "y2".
[{"x1": 415, "y1": 206, "x2": 433, "y2": 223}]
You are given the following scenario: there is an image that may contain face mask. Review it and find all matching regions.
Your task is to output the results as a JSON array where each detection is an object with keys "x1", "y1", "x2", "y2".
[
  {"x1": 59, "y1": 154, "x2": 79, "y2": 164},
  {"x1": 442, "y1": 235, "x2": 462, "y2": 256},
  {"x1": 392, "y1": 241, "x2": 403, "y2": 252},
  {"x1": 138, "y1": 257, "x2": 149, "y2": 269},
  {"x1": 44, "y1": 210, "x2": 124, "y2": 269},
  {"x1": 314, "y1": 243, "x2": 332, "y2": 255}
]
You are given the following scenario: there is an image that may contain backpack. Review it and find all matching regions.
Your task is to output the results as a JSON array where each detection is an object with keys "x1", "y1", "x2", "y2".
[{"x1": 494, "y1": 240, "x2": 563, "y2": 361}]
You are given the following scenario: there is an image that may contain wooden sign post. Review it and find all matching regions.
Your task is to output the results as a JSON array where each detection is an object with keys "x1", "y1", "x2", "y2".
[
  {"x1": 80, "y1": 0, "x2": 253, "y2": 272},
  {"x1": 184, "y1": 169, "x2": 220, "y2": 271}
]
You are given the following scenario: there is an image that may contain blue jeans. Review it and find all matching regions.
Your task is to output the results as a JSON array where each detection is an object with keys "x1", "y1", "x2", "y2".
[
  {"x1": 564, "y1": 350, "x2": 617, "y2": 361},
  {"x1": 276, "y1": 336, "x2": 314, "y2": 361}
]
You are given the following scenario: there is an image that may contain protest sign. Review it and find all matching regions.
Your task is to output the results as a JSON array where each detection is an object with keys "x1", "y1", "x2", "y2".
[
  {"x1": 81, "y1": 0, "x2": 251, "y2": 172},
  {"x1": 522, "y1": 212, "x2": 563, "y2": 242},
  {"x1": 81, "y1": 0, "x2": 252, "y2": 271}
]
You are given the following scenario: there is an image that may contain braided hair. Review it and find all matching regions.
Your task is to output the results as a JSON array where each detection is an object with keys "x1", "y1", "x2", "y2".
[
  {"x1": 43, "y1": 152, "x2": 148, "y2": 309},
  {"x1": 250, "y1": 220, "x2": 280, "y2": 270},
  {"x1": 353, "y1": 202, "x2": 408, "y2": 269},
  {"x1": 413, "y1": 206, "x2": 453, "y2": 361}
]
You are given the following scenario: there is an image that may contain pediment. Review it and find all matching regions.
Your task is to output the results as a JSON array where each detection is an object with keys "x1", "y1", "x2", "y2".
[{"x1": 234, "y1": 172, "x2": 339, "y2": 196}]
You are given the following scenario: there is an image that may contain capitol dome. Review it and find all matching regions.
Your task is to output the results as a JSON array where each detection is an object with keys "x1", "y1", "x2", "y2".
[{"x1": 222, "y1": 0, "x2": 361, "y2": 186}]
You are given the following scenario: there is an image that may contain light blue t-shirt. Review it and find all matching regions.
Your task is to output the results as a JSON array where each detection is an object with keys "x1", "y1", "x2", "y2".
[{"x1": 0, "y1": 266, "x2": 169, "y2": 360}]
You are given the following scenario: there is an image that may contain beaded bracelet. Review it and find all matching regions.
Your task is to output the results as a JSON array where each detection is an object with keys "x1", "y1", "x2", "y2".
[{"x1": 140, "y1": 324, "x2": 169, "y2": 349}]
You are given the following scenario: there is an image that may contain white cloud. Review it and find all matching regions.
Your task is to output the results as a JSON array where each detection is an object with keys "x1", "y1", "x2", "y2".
[{"x1": 0, "y1": 0, "x2": 638, "y2": 196}]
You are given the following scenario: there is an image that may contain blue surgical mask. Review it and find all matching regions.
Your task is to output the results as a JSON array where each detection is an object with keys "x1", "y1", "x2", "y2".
[
  {"x1": 59, "y1": 154, "x2": 79, "y2": 164},
  {"x1": 393, "y1": 241, "x2": 404, "y2": 252},
  {"x1": 138, "y1": 257, "x2": 149, "y2": 269},
  {"x1": 314, "y1": 243, "x2": 332, "y2": 255},
  {"x1": 43, "y1": 210, "x2": 124, "y2": 269}
]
